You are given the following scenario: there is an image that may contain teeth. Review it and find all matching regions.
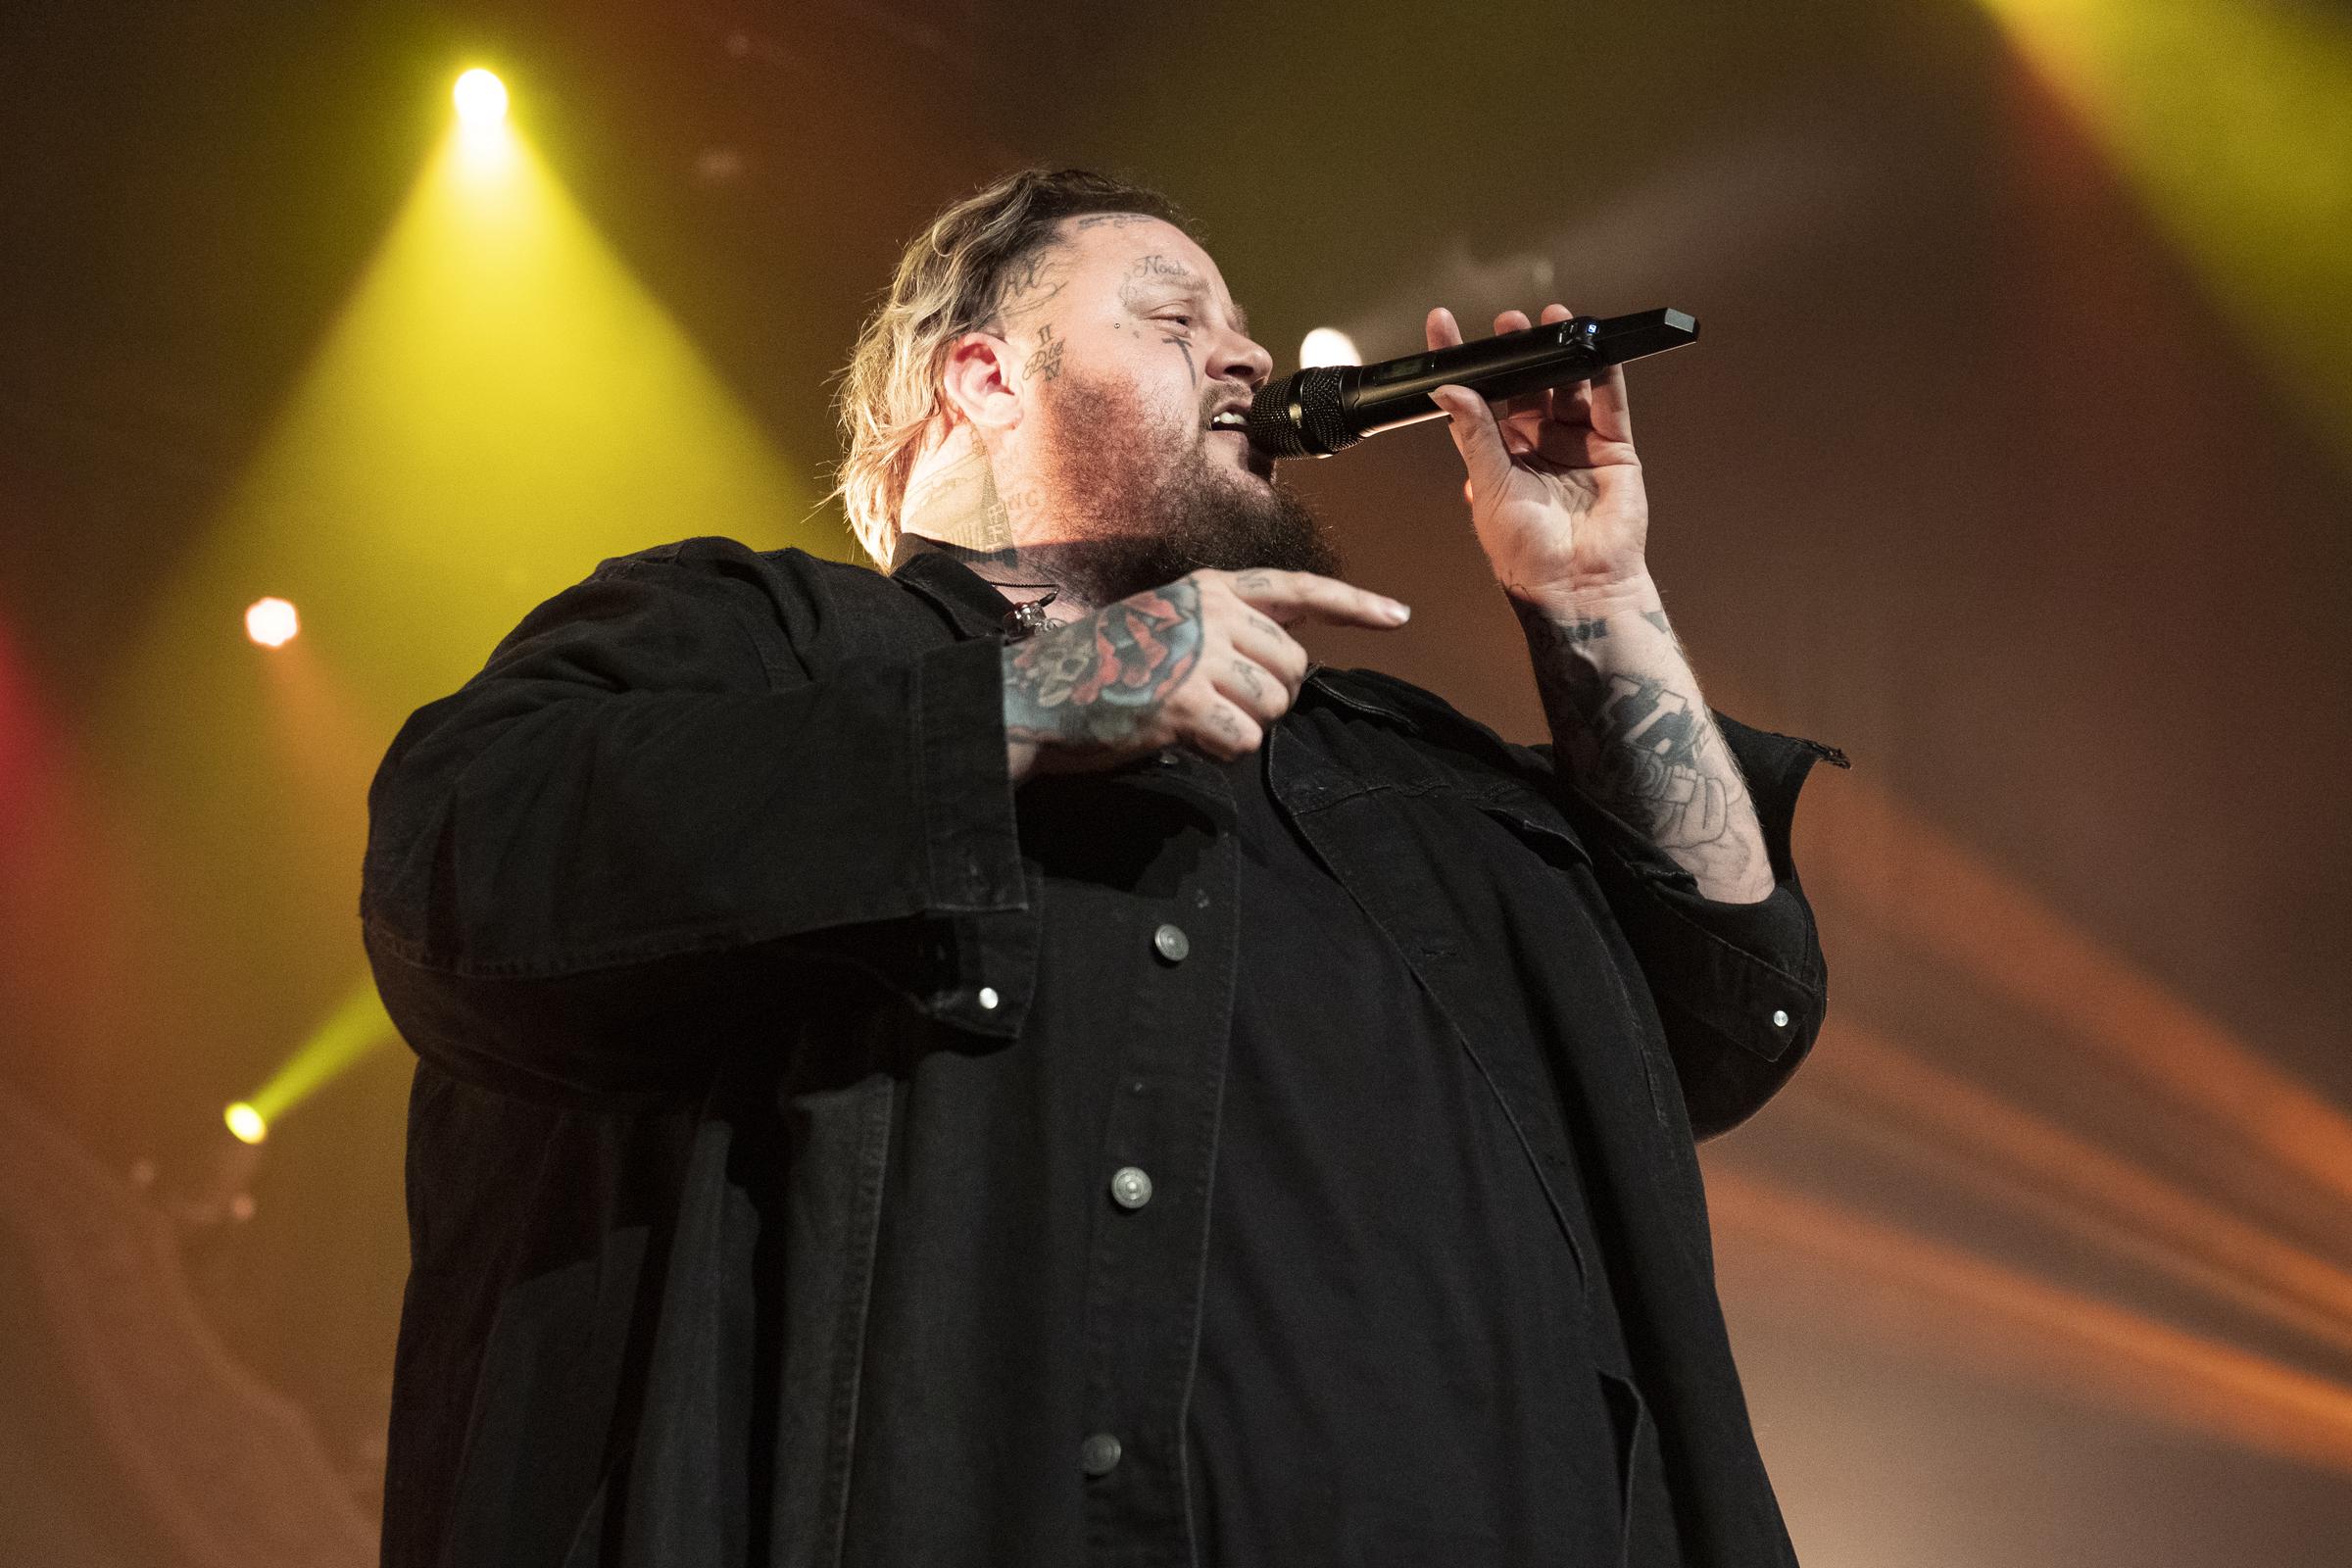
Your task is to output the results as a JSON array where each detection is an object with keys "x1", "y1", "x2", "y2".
[{"x1": 1208, "y1": 412, "x2": 1249, "y2": 430}]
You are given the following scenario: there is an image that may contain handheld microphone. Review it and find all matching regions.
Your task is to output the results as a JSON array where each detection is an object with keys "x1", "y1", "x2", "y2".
[{"x1": 1214, "y1": 307, "x2": 1698, "y2": 460}]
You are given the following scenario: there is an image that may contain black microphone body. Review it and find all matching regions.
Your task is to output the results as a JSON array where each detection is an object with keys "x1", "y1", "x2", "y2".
[{"x1": 1239, "y1": 307, "x2": 1698, "y2": 459}]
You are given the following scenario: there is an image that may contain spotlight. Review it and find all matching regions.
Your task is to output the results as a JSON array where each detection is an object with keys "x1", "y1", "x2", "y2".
[
  {"x1": 224, "y1": 1102, "x2": 269, "y2": 1145},
  {"x1": 244, "y1": 597, "x2": 299, "y2": 648},
  {"x1": 1298, "y1": 327, "x2": 1362, "y2": 368},
  {"x1": 453, "y1": 68, "x2": 510, "y2": 127}
]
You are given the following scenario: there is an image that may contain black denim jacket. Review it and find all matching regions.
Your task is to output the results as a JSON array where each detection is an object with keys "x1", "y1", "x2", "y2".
[{"x1": 363, "y1": 536, "x2": 1842, "y2": 1568}]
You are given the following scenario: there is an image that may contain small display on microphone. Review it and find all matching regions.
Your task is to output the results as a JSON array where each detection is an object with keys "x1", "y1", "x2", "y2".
[{"x1": 1241, "y1": 307, "x2": 1698, "y2": 460}]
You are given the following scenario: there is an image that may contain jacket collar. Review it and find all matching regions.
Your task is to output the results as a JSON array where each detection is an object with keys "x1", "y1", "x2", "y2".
[{"x1": 888, "y1": 536, "x2": 1023, "y2": 641}]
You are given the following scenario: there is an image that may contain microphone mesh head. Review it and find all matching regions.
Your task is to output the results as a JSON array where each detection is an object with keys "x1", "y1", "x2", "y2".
[
  {"x1": 1245, "y1": 368, "x2": 1358, "y2": 459},
  {"x1": 1244, "y1": 379, "x2": 1312, "y2": 460}
]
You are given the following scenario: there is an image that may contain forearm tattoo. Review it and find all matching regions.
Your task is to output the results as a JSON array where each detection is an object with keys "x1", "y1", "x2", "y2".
[
  {"x1": 1004, "y1": 580, "x2": 1203, "y2": 752},
  {"x1": 1515, "y1": 601, "x2": 1759, "y2": 866}
]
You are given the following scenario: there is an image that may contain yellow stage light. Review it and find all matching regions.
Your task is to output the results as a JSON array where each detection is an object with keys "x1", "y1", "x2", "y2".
[
  {"x1": 243, "y1": 596, "x2": 299, "y2": 648},
  {"x1": 453, "y1": 69, "x2": 509, "y2": 127},
  {"x1": 223, "y1": 1102, "x2": 269, "y2": 1145},
  {"x1": 157, "y1": 112, "x2": 810, "y2": 696},
  {"x1": 94, "y1": 74, "x2": 813, "y2": 976}
]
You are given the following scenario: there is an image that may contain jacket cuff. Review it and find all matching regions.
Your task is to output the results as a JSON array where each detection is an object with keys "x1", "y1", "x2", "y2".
[
  {"x1": 906, "y1": 637, "x2": 1035, "y2": 1038},
  {"x1": 913, "y1": 637, "x2": 1025, "y2": 908}
]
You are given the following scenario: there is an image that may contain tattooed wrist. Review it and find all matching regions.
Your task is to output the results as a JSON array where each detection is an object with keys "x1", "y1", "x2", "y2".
[{"x1": 1512, "y1": 596, "x2": 1758, "y2": 868}]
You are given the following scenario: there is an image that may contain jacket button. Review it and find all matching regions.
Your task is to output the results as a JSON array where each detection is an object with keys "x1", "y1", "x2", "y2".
[
  {"x1": 1109, "y1": 1166, "x2": 1153, "y2": 1210},
  {"x1": 1081, "y1": 1432, "x2": 1123, "y2": 1476},
  {"x1": 977, "y1": 986, "x2": 1001, "y2": 1010},
  {"x1": 1152, "y1": 923, "x2": 1190, "y2": 963},
  {"x1": 1770, "y1": 1008, "x2": 1790, "y2": 1029}
]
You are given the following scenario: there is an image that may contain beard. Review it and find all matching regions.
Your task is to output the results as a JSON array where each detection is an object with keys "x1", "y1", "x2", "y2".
[{"x1": 1016, "y1": 366, "x2": 1343, "y2": 609}]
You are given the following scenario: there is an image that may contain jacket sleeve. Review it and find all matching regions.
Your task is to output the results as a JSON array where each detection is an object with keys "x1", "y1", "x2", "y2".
[
  {"x1": 1543, "y1": 714, "x2": 1847, "y2": 1138},
  {"x1": 360, "y1": 538, "x2": 1035, "y2": 1097}
]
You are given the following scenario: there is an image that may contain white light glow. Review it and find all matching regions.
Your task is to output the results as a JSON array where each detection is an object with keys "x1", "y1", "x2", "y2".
[
  {"x1": 244, "y1": 597, "x2": 299, "y2": 649},
  {"x1": 1298, "y1": 327, "x2": 1362, "y2": 368},
  {"x1": 453, "y1": 69, "x2": 510, "y2": 127}
]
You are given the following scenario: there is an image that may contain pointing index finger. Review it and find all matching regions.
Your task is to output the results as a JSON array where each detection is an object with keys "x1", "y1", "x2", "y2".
[{"x1": 1228, "y1": 568, "x2": 1410, "y2": 628}]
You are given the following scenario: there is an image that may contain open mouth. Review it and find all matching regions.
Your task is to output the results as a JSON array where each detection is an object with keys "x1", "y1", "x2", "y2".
[{"x1": 1201, "y1": 408, "x2": 1269, "y2": 477}]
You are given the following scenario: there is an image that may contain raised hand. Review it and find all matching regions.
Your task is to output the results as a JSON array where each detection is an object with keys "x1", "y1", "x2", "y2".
[{"x1": 1425, "y1": 302, "x2": 1651, "y2": 610}]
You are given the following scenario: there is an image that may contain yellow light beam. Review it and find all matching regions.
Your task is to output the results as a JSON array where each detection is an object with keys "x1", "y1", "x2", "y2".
[
  {"x1": 1974, "y1": 0, "x2": 2352, "y2": 459},
  {"x1": 240, "y1": 980, "x2": 395, "y2": 1131},
  {"x1": 83, "y1": 114, "x2": 821, "y2": 1048},
  {"x1": 152, "y1": 117, "x2": 816, "y2": 697}
]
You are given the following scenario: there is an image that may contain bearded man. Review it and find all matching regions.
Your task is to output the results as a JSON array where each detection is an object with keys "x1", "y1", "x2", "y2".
[{"x1": 364, "y1": 168, "x2": 1842, "y2": 1568}]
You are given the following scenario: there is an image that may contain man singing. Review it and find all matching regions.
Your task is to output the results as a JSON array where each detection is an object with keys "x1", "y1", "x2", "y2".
[{"x1": 364, "y1": 168, "x2": 1841, "y2": 1568}]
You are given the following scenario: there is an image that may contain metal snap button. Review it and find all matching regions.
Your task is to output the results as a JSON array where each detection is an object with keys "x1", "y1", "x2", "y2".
[{"x1": 1109, "y1": 1166, "x2": 1153, "y2": 1210}]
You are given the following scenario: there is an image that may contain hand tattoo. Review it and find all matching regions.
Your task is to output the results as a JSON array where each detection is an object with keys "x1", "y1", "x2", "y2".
[{"x1": 1004, "y1": 579, "x2": 1203, "y2": 752}]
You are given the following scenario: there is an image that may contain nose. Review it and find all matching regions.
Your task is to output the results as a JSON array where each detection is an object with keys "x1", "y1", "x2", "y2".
[{"x1": 1215, "y1": 324, "x2": 1274, "y2": 391}]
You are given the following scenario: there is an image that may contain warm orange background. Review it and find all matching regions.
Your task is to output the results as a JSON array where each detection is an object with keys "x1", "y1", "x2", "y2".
[{"x1": 2, "y1": 2, "x2": 2346, "y2": 1562}]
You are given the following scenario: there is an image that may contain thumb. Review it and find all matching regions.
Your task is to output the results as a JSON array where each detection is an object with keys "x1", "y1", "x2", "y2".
[{"x1": 1430, "y1": 384, "x2": 1514, "y2": 498}]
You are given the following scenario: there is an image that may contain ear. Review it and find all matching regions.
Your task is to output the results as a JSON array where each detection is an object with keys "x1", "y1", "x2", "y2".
[{"x1": 939, "y1": 329, "x2": 1023, "y2": 435}]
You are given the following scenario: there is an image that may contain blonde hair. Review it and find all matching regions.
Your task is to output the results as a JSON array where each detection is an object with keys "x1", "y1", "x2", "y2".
[{"x1": 831, "y1": 169, "x2": 1193, "y2": 567}]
